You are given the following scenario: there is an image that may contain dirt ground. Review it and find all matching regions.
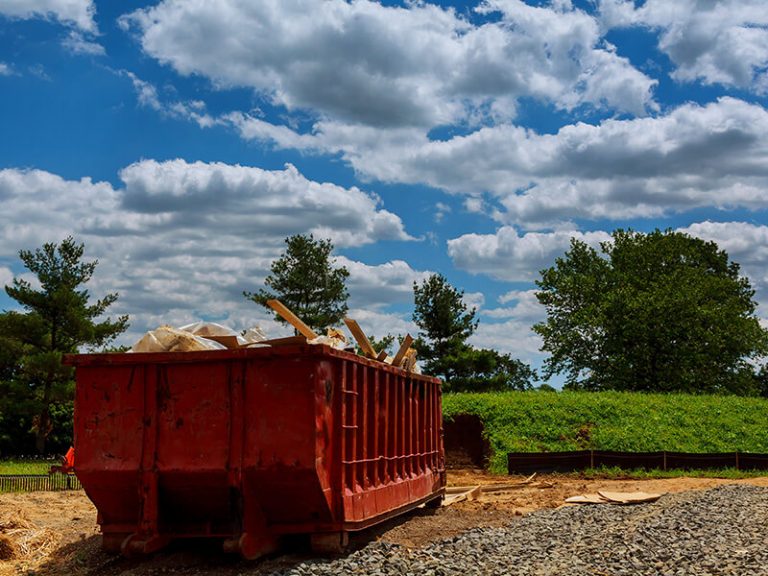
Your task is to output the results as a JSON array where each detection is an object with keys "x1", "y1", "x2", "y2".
[{"x1": 2, "y1": 470, "x2": 768, "y2": 576}]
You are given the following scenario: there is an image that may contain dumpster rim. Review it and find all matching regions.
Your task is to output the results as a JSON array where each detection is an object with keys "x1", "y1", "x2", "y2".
[{"x1": 63, "y1": 344, "x2": 441, "y2": 384}]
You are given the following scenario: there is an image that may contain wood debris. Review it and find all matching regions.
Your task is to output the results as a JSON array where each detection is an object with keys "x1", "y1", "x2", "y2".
[
  {"x1": 442, "y1": 475, "x2": 553, "y2": 502},
  {"x1": 266, "y1": 299, "x2": 319, "y2": 339},
  {"x1": 342, "y1": 316, "x2": 419, "y2": 373},
  {"x1": 344, "y1": 318, "x2": 379, "y2": 359},
  {"x1": 442, "y1": 485, "x2": 481, "y2": 507},
  {"x1": 262, "y1": 301, "x2": 421, "y2": 372},
  {"x1": 564, "y1": 491, "x2": 663, "y2": 505},
  {"x1": 391, "y1": 334, "x2": 414, "y2": 367}
]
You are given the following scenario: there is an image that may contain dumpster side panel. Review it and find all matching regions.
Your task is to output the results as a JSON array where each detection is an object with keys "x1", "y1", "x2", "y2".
[
  {"x1": 156, "y1": 362, "x2": 231, "y2": 471},
  {"x1": 74, "y1": 364, "x2": 145, "y2": 528},
  {"x1": 155, "y1": 361, "x2": 235, "y2": 534},
  {"x1": 242, "y1": 356, "x2": 335, "y2": 527}
]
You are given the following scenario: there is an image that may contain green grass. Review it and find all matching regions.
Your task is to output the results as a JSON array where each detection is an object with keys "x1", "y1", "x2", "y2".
[
  {"x1": 443, "y1": 390, "x2": 768, "y2": 474},
  {"x1": 0, "y1": 460, "x2": 52, "y2": 475}
]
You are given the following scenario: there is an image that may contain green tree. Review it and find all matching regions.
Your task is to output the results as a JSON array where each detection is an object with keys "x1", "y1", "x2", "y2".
[
  {"x1": 412, "y1": 273, "x2": 478, "y2": 381},
  {"x1": 412, "y1": 274, "x2": 536, "y2": 391},
  {"x1": 245, "y1": 234, "x2": 350, "y2": 333},
  {"x1": 447, "y1": 348, "x2": 536, "y2": 392},
  {"x1": 534, "y1": 229, "x2": 768, "y2": 394},
  {"x1": 2, "y1": 237, "x2": 129, "y2": 453},
  {"x1": 753, "y1": 365, "x2": 768, "y2": 398}
]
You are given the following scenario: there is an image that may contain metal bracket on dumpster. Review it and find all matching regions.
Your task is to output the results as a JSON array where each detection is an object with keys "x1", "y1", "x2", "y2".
[
  {"x1": 121, "y1": 533, "x2": 170, "y2": 557},
  {"x1": 223, "y1": 531, "x2": 279, "y2": 560}
]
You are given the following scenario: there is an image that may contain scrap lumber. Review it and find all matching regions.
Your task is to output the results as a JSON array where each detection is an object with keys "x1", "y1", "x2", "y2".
[
  {"x1": 403, "y1": 348, "x2": 417, "y2": 371},
  {"x1": 565, "y1": 491, "x2": 662, "y2": 505},
  {"x1": 266, "y1": 300, "x2": 319, "y2": 340},
  {"x1": 564, "y1": 494, "x2": 608, "y2": 504},
  {"x1": 446, "y1": 475, "x2": 541, "y2": 496},
  {"x1": 442, "y1": 485, "x2": 481, "y2": 507},
  {"x1": 522, "y1": 472, "x2": 537, "y2": 484},
  {"x1": 343, "y1": 318, "x2": 378, "y2": 359},
  {"x1": 391, "y1": 334, "x2": 414, "y2": 367},
  {"x1": 597, "y1": 491, "x2": 662, "y2": 504},
  {"x1": 445, "y1": 485, "x2": 477, "y2": 494},
  {"x1": 255, "y1": 335, "x2": 308, "y2": 347}
]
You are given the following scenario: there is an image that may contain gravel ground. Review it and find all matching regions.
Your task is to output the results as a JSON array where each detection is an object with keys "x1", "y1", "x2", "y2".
[{"x1": 274, "y1": 485, "x2": 768, "y2": 576}]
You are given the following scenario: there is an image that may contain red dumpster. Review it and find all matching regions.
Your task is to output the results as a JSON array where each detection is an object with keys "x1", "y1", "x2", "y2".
[{"x1": 64, "y1": 344, "x2": 445, "y2": 558}]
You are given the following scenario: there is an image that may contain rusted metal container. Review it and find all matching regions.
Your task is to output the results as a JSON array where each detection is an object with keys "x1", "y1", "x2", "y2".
[{"x1": 64, "y1": 344, "x2": 445, "y2": 558}]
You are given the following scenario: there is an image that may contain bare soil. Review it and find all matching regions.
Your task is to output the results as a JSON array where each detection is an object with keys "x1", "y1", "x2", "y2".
[{"x1": 2, "y1": 471, "x2": 767, "y2": 576}]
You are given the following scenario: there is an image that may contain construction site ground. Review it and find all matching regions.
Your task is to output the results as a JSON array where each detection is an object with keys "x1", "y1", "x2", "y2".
[{"x1": 2, "y1": 470, "x2": 768, "y2": 576}]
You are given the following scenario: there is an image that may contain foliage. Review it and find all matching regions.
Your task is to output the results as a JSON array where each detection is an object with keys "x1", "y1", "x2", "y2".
[
  {"x1": 445, "y1": 348, "x2": 536, "y2": 392},
  {"x1": 245, "y1": 234, "x2": 350, "y2": 333},
  {"x1": 754, "y1": 365, "x2": 768, "y2": 397},
  {"x1": 1, "y1": 237, "x2": 128, "y2": 454},
  {"x1": 443, "y1": 390, "x2": 768, "y2": 473},
  {"x1": 413, "y1": 273, "x2": 535, "y2": 391},
  {"x1": 412, "y1": 273, "x2": 476, "y2": 382},
  {"x1": 413, "y1": 274, "x2": 477, "y2": 372},
  {"x1": 536, "y1": 383, "x2": 558, "y2": 392},
  {"x1": 534, "y1": 229, "x2": 768, "y2": 394}
]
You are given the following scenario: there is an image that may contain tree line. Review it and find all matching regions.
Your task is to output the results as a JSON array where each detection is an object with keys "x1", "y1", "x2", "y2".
[{"x1": 1, "y1": 229, "x2": 766, "y2": 455}]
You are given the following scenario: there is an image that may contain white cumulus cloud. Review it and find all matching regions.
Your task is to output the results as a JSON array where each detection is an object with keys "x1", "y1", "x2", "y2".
[
  {"x1": 447, "y1": 227, "x2": 611, "y2": 281},
  {"x1": 338, "y1": 257, "x2": 431, "y2": 310},
  {"x1": 0, "y1": 266, "x2": 13, "y2": 290},
  {"x1": 0, "y1": 0, "x2": 96, "y2": 32},
  {"x1": 227, "y1": 96, "x2": 768, "y2": 230},
  {"x1": 61, "y1": 30, "x2": 104, "y2": 55},
  {"x1": 0, "y1": 161, "x2": 416, "y2": 345},
  {"x1": 600, "y1": 0, "x2": 768, "y2": 93},
  {"x1": 120, "y1": 0, "x2": 656, "y2": 130},
  {"x1": 679, "y1": 221, "x2": 768, "y2": 318}
]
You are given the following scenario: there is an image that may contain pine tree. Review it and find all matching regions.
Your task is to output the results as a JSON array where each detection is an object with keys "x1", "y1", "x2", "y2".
[
  {"x1": 244, "y1": 234, "x2": 349, "y2": 333},
  {"x1": 2, "y1": 237, "x2": 128, "y2": 453}
]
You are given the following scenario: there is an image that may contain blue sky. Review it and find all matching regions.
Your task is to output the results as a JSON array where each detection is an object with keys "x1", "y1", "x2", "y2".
[{"x1": 1, "y1": 0, "x2": 767, "y2": 383}]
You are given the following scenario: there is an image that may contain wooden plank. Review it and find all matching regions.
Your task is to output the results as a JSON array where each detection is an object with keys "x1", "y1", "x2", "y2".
[
  {"x1": 404, "y1": 348, "x2": 417, "y2": 372},
  {"x1": 376, "y1": 350, "x2": 388, "y2": 362},
  {"x1": 343, "y1": 318, "x2": 378, "y2": 359},
  {"x1": 266, "y1": 299, "x2": 319, "y2": 339},
  {"x1": 442, "y1": 486, "x2": 481, "y2": 506},
  {"x1": 597, "y1": 491, "x2": 662, "y2": 504},
  {"x1": 445, "y1": 485, "x2": 477, "y2": 495},
  {"x1": 255, "y1": 335, "x2": 308, "y2": 347},
  {"x1": 442, "y1": 493, "x2": 468, "y2": 507},
  {"x1": 391, "y1": 334, "x2": 413, "y2": 367}
]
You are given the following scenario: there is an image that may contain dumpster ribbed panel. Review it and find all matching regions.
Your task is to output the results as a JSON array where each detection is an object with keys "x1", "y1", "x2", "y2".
[{"x1": 337, "y1": 359, "x2": 444, "y2": 522}]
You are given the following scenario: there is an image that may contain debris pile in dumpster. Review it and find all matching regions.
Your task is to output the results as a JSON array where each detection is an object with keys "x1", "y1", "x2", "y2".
[{"x1": 128, "y1": 299, "x2": 421, "y2": 373}]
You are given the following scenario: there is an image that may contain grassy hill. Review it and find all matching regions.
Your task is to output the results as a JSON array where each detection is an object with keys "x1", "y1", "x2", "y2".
[{"x1": 443, "y1": 390, "x2": 768, "y2": 473}]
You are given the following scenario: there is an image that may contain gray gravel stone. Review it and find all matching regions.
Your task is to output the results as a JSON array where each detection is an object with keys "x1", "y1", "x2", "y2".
[{"x1": 270, "y1": 484, "x2": 768, "y2": 576}]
